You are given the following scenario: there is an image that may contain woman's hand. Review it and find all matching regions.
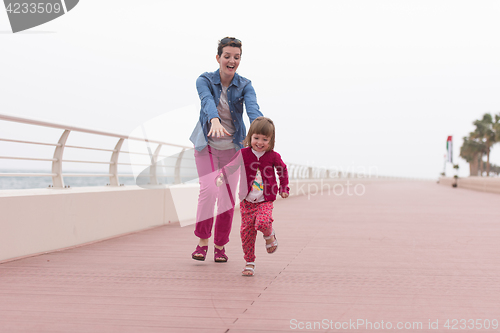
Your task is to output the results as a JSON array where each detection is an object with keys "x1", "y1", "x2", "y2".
[
  {"x1": 216, "y1": 174, "x2": 224, "y2": 187},
  {"x1": 280, "y1": 192, "x2": 289, "y2": 199},
  {"x1": 208, "y1": 118, "x2": 230, "y2": 138}
]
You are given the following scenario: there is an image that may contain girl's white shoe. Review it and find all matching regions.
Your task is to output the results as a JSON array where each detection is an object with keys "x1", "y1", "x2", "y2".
[
  {"x1": 242, "y1": 262, "x2": 255, "y2": 276},
  {"x1": 263, "y1": 229, "x2": 278, "y2": 254}
]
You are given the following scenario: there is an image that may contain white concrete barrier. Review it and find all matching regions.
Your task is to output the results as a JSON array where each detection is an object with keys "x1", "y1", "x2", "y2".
[
  {"x1": 0, "y1": 186, "x2": 173, "y2": 262},
  {"x1": 438, "y1": 177, "x2": 500, "y2": 195}
]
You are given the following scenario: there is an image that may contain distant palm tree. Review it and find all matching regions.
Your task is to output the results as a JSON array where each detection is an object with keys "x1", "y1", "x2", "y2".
[
  {"x1": 472, "y1": 114, "x2": 497, "y2": 176},
  {"x1": 489, "y1": 163, "x2": 500, "y2": 176},
  {"x1": 460, "y1": 135, "x2": 485, "y2": 176},
  {"x1": 469, "y1": 131, "x2": 486, "y2": 176},
  {"x1": 494, "y1": 113, "x2": 500, "y2": 142}
]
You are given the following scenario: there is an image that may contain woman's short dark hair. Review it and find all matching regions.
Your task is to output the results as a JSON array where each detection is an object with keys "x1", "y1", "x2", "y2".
[
  {"x1": 217, "y1": 37, "x2": 242, "y2": 57},
  {"x1": 243, "y1": 117, "x2": 275, "y2": 151}
]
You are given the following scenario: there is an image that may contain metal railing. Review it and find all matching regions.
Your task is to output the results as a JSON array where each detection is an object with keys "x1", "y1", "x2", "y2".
[
  {"x1": 286, "y1": 163, "x2": 413, "y2": 181},
  {"x1": 0, "y1": 113, "x2": 192, "y2": 188}
]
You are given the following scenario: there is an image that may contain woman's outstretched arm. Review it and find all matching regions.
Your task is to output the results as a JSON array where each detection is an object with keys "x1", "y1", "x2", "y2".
[{"x1": 242, "y1": 81, "x2": 263, "y2": 123}]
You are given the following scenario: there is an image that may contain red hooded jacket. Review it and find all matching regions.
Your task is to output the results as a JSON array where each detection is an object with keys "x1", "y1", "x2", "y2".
[{"x1": 220, "y1": 147, "x2": 290, "y2": 202}]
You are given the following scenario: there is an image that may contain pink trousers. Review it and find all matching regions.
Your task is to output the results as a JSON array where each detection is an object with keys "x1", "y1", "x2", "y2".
[
  {"x1": 240, "y1": 200, "x2": 274, "y2": 262},
  {"x1": 194, "y1": 146, "x2": 237, "y2": 247}
]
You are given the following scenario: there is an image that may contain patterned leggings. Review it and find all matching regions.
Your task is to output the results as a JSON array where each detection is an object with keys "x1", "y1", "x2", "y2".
[{"x1": 240, "y1": 200, "x2": 274, "y2": 262}]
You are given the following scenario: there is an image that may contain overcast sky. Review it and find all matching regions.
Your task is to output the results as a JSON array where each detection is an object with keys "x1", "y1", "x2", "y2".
[{"x1": 1, "y1": 0, "x2": 500, "y2": 179}]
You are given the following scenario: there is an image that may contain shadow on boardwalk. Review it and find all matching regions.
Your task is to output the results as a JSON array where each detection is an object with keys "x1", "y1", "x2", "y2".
[{"x1": 1, "y1": 181, "x2": 499, "y2": 332}]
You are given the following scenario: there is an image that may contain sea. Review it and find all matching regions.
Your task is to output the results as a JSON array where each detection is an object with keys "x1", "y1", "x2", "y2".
[
  {"x1": 0, "y1": 169, "x2": 198, "y2": 190},
  {"x1": 0, "y1": 169, "x2": 137, "y2": 190}
]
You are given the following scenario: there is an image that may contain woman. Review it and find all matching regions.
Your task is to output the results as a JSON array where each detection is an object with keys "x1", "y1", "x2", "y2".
[{"x1": 190, "y1": 37, "x2": 263, "y2": 262}]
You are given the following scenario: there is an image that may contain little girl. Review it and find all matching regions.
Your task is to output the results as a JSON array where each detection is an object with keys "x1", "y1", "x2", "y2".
[{"x1": 217, "y1": 117, "x2": 289, "y2": 276}]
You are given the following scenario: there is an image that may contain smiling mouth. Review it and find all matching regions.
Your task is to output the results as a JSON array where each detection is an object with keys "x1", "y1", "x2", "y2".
[{"x1": 227, "y1": 66, "x2": 235, "y2": 70}]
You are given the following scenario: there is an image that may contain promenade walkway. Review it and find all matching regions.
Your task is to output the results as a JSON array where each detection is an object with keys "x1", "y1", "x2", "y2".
[{"x1": 0, "y1": 181, "x2": 499, "y2": 332}]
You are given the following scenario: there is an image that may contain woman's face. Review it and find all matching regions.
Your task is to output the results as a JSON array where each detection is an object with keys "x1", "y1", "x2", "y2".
[{"x1": 216, "y1": 46, "x2": 241, "y2": 78}]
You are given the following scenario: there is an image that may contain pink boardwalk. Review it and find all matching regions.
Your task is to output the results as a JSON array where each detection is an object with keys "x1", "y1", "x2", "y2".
[{"x1": 1, "y1": 181, "x2": 499, "y2": 332}]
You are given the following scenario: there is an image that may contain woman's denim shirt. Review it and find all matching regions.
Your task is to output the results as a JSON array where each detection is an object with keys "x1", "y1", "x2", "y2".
[{"x1": 190, "y1": 69, "x2": 262, "y2": 151}]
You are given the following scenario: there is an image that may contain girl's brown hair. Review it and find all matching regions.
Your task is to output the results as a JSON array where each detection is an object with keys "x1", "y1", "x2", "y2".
[{"x1": 243, "y1": 117, "x2": 275, "y2": 151}]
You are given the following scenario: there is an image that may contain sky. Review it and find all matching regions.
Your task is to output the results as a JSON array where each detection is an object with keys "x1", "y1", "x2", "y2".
[{"x1": 1, "y1": 0, "x2": 500, "y2": 179}]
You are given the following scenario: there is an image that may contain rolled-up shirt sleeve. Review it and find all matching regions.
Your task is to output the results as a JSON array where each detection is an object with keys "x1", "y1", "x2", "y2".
[
  {"x1": 242, "y1": 80, "x2": 262, "y2": 123},
  {"x1": 196, "y1": 75, "x2": 220, "y2": 122}
]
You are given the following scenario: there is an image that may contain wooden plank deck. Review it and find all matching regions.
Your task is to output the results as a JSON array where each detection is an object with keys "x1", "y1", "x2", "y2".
[{"x1": 1, "y1": 181, "x2": 499, "y2": 332}]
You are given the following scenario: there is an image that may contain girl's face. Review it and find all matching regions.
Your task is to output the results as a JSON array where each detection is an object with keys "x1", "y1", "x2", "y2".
[
  {"x1": 216, "y1": 46, "x2": 241, "y2": 78},
  {"x1": 251, "y1": 133, "x2": 270, "y2": 152}
]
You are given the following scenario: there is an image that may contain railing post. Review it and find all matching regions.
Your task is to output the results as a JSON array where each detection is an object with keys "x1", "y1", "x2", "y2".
[
  {"x1": 149, "y1": 144, "x2": 162, "y2": 185},
  {"x1": 174, "y1": 148, "x2": 186, "y2": 184},
  {"x1": 308, "y1": 167, "x2": 313, "y2": 179},
  {"x1": 51, "y1": 130, "x2": 70, "y2": 188},
  {"x1": 109, "y1": 138, "x2": 124, "y2": 186}
]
